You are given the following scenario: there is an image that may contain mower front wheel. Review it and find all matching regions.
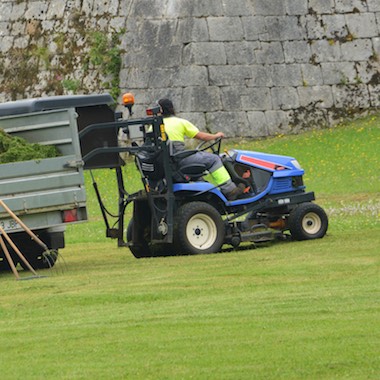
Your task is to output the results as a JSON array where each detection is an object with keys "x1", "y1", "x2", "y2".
[
  {"x1": 288, "y1": 202, "x2": 328, "y2": 240},
  {"x1": 175, "y1": 202, "x2": 225, "y2": 255}
]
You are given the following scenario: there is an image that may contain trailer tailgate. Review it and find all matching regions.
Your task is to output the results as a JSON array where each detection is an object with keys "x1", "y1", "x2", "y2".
[{"x1": 0, "y1": 108, "x2": 87, "y2": 231}]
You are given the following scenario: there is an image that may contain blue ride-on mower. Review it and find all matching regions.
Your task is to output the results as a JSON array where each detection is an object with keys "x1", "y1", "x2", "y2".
[{"x1": 80, "y1": 94, "x2": 328, "y2": 258}]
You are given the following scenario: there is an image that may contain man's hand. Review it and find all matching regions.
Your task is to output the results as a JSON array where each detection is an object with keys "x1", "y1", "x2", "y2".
[{"x1": 195, "y1": 131, "x2": 225, "y2": 141}]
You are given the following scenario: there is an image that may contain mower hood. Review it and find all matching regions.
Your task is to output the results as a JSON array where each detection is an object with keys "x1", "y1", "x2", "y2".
[{"x1": 232, "y1": 150, "x2": 304, "y2": 173}]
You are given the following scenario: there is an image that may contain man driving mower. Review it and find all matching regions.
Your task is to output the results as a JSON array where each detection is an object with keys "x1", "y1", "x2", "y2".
[{"x1": 157, "y1": 98, "x2": 245, "y2": 201}]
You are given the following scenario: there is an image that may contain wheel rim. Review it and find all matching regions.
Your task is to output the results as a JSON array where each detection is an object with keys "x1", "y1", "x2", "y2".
[
  {"x1": 302, "y1": 212, "x2": 322, "y2": 235},
  {"x1": 186, "y1": 213, "x2": 218, "y2": 250}
]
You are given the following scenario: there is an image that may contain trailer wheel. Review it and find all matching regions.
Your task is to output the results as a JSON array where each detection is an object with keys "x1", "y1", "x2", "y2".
[
  {"x1": 127, "y1": 219, "x2": 176, "y2": 258},
  {"x1": 175, "y1": 202, "x2": 225, "y2": 255},
  {"x1": 20, "y1": 249, "x2": 58, "y2": 270},
  {"x1": 0, "y1": 256, "x2": 11, "y2": 271},
  {"x1": 288, "y1": 202, "x2": 328, "y2": 240}
]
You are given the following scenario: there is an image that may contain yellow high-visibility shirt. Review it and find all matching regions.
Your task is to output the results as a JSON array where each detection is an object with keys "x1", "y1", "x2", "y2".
[{"x1": 163, "y1": 116, "x2": 199, "y2": 142}]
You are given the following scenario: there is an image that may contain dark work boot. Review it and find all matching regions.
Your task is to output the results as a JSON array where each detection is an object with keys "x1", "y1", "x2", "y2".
[{"x1": 225, "y1": 183, "x2": 246, "y2": 201}]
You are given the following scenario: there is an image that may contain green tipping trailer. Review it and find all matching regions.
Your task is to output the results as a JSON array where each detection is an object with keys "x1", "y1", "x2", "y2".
[{"x1": 0, "y1": 94, "x2": 116, "y2": 270}]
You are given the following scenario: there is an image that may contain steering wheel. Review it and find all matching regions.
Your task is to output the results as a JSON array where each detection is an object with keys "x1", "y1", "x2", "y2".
[{"x1": 196, "y1": 137, "x2": 222, "y2": 155}]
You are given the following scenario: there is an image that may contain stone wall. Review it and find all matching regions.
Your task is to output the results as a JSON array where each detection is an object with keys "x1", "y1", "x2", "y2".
[
  {"x1": 0, "y1": 0, "x2": 127, "y2": 102},
  {"x1": 0, "y1": 0, "x2": 379, "y2": 137}
]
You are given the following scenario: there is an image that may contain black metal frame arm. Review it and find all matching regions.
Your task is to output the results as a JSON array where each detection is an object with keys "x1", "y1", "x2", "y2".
[{"x1": 79, "y1": 113, "x2": 175, "y2": 246}]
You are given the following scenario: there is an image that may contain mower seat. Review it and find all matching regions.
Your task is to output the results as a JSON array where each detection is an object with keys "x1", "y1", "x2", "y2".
[
  {"x1": 174, "y1": 162, "x2": 207, "y2": 182},
  {"x1": 169, "y1": 146, "x2": 207, "y2": 183}
]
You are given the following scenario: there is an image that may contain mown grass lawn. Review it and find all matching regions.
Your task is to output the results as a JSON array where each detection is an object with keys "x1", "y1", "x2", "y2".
[{"x1": 0, "y1": 114, "x2": 379, "y2": 379}]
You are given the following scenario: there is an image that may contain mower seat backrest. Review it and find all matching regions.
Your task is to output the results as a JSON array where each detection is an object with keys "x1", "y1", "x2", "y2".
[{"x1": 168, "y1": 142, "x2": 207, "y2": 183}]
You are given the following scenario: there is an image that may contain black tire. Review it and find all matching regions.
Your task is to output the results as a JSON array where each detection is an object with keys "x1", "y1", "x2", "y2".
[
  {"x1": 126, "y1": 219, "x2": 152, "y2": 258},
  {"x1": 288, "y1": 202, "x2": 328, "y2": 240},
  {"x1": 0, "y1": 256, "x2": 12, "y2": 271},
  {"x1": 20, "y1": 249, "x2": 58, "y2": 270},
  {"x1": 127, "y1": 219, "x2": 176, "y2": 258},
  {"x1": 175, "y1": 202, "x2": 225, "y2": 255}
]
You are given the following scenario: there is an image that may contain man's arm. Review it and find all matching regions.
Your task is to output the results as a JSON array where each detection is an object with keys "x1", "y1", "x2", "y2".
[{"x1": 194, "y1": 131, "x2": 225, "y2": 141}]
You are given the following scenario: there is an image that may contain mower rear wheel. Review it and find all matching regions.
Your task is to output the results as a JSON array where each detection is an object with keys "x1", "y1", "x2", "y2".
[
  {"x1": 288, "y1": 202, "x2": 328, "y2": 240},
  {"x1": 127, "y1": 219, "x2": 149, "y2": 258},
  {"x1": 127, "y1": 219, "x2": 176, "y2": 258},
  {"x1": 175, "y1": 202, "x2": 225, "y2": 255}
]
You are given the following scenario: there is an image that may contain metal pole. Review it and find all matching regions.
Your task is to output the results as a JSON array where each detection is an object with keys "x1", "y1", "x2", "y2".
[
  {"x1": 0, "y1": 226, "x2": 38, "y2": 276},
  {"x1": 0, "y1": 234, "x2": 19, "y2": 279},
  {"x1": 0, "y1": 199, "x2": 48, "y2": 251}
]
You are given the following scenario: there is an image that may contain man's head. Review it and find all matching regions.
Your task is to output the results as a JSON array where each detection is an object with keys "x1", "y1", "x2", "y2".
[{"x1": 158, "y1": 98, "x2": 175, "y2": 116}]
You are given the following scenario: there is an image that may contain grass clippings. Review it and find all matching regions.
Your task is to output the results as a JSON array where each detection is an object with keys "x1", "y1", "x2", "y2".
[{"x1": 0, "y1": 129, "x2": 59, "y2": 163}]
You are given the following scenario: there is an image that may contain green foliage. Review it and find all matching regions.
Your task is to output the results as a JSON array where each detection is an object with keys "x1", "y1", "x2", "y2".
[
  {"x1": 88, "y1": 30, "x2": 123, "y2": 100},
  {"x1": 0, "y1": 48, "x2": 40, "y2": 99},
  {"x1": 62, "y1": 78, "x2": 81, "y2": 93},
  {"x1": 0, "y1": 129, "x2": 59, "y2": 163},
  {"x1": 32, "y1": 45, "x2": 51, "y2": 68},
  {"x1": 1, "y1": 21, "x2": 123, "y2": 100},
  {"x1": 88, "y1": 31, "x2": 109, "y2": 67}
]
